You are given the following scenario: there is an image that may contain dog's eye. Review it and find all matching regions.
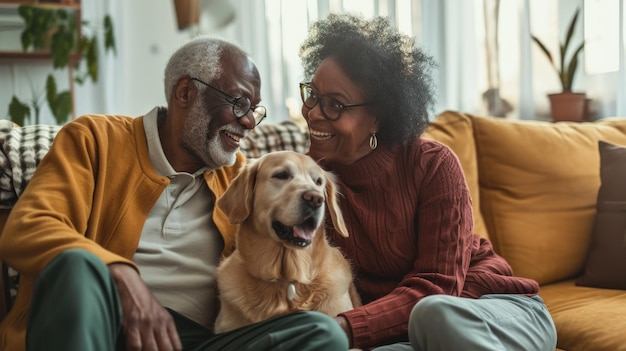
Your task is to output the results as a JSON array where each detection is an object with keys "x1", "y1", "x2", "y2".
[
  {"x1": 315, "y1": 177, "x2": 323, "y2": 186},
  {"x1": 273, "y1": 171, "x2": 290, "y2": 180}
]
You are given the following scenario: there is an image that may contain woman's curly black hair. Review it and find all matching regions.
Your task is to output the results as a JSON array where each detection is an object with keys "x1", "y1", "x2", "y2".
[{"x1": 299, "y1": 14, "x2": 437, "y2": 146}]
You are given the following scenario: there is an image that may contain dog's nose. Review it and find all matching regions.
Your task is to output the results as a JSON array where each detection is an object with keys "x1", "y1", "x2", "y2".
[{"x1": 302, "y1": 190, "x2": 324, "y2": 209}]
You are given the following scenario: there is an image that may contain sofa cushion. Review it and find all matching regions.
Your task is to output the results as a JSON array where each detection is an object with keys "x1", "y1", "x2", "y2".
[
  {"x1": 470, "y1": 115, "x2": 626, "y2": 285},
  {"x1": 0, "y1": 121, "x2": 61, "y2": 209},
  {"x1": 240, "y1": 121, "x2": 309, "y2": 159},
  {"x1": 540, "y1": 279, "x2": 626, "y2": 351},
  {"x1": 576, "y1": 141, "x2": 626, "y2": 290},
  {"x1": 423, "y1": 111, "x2": 488, "y2": 239}
]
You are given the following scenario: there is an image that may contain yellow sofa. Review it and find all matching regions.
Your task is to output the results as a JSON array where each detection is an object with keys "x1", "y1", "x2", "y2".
[
  {"x1": 2, "y1": 112, "x2": 626, "y2": 350},
  {"x1": 423, "y1": 111, "x2": 626, "y2": 351}
]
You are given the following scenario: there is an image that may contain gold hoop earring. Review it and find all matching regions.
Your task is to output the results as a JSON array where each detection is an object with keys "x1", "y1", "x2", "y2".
[{"x1": 369, "y1": 132, "x2": 378, "y2": 150}]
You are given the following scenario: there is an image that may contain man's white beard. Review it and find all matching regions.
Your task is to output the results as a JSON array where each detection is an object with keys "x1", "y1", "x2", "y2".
[
  {"x1": 206, "y1": 131, "x2": 237, "y2": 167},
  {"x1": 182, "y1": 100, "x2": 239, "y2": 169}
]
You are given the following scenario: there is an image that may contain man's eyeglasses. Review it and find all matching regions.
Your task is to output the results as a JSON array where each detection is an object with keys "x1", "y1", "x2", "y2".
[
  {"x1": 192, "y1": 78, "x2": 266, "y2": 126},
  {"x1": 299, "y1": 82, "x2": 371, "y2": 121}
]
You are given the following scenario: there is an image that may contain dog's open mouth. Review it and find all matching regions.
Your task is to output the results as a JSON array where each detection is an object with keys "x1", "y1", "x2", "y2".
[{"x1": 272, "y1": 216, "x2": 318, "y2": 247}]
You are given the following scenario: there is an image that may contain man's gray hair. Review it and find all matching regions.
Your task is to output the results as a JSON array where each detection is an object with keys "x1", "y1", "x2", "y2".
[{"x1": 163, "y1": 36, "x2": 245, "y2": 102}]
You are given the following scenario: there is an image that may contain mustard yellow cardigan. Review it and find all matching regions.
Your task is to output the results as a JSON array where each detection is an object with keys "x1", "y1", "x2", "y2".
[{"x1": 0, "y1": 114, "x2": 245, "y2": 351}]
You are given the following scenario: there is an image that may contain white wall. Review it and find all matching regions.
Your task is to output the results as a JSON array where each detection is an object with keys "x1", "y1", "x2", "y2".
[{"x1": 107, "y1": 0, "x2": 191, "y2": 117}]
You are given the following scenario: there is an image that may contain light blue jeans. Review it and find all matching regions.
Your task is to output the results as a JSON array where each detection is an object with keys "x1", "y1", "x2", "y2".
[{"x1": 373, "y1": 294, "x2": 557, "y2": 351}]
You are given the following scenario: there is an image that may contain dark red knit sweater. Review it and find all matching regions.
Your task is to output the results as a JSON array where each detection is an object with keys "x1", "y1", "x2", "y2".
[{"x1": 319, "y1": 138, "x2": 539, "y2": 349}]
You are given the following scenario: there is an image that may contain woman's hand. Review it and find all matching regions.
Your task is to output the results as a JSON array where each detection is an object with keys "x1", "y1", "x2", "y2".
[
  {"x1": 109, "y1": 263, "x2": 182, "y2": 351},
  {"x1": 334, "y1": 315, "x2": 353, "y2": 347}
]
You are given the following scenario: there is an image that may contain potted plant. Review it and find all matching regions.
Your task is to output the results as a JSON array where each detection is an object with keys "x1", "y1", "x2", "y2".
[
  {"x1": 531, "y1": 7, "x2": 586, "y2": 122},
  {"x1": 7, "y1": 5, "x2": 116, "y2": 125}
]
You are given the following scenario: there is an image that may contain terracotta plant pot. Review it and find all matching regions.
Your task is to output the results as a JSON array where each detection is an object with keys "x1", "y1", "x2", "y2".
[{"x1": 548, "y1": 92, "x2": 587, "y2": 122}]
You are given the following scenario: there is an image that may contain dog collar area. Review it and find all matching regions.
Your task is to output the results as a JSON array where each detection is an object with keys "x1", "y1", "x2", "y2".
[
  {"x1": 287, "y1": 283, "x2": 296, "y2": 301},
  {"x1": 269, "y1": 279, "x2": 297, "y2": 301}
]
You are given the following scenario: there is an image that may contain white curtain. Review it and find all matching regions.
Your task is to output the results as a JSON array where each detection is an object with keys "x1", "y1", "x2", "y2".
[{"x1": 420, "y1": 0, "x2": 482, "y2": 117}]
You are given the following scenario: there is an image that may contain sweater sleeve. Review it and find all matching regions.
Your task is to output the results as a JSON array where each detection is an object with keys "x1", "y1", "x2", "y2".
[{"x1": 338, "y1": 143, "x2": 475, "y2": 348}]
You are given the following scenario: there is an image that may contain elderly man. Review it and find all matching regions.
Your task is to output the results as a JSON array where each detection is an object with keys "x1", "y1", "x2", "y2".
[{"x1": 0, "y1": 36, "x2": 347, "y2": 351}]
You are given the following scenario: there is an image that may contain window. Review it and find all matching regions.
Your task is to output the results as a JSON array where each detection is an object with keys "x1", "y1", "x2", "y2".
[{"x1": 584, "y1": 0, "x2": 619, "y2": 74}]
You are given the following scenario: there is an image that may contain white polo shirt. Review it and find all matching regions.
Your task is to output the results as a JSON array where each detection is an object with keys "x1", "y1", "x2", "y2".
[{"x1": 133, "y1": 107, "x2": 224, "y2": 330}]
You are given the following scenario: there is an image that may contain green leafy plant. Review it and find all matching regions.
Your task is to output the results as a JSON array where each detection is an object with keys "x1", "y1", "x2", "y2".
[
  {"x1": 7, "y1": 81, "x2": 45, "y2": 126},
  {"x1": 46, "y1": 74, "x2": 72, "y2": 124},
  {"x1": 7, "y1": 5, "x2": 116, "y2": 125},
  {"x1": 531, "y1": 7, "x2": 585, "y2": 92},
  {"x1": 8, "y1": 96, "x2": 34, "y2": 127}
]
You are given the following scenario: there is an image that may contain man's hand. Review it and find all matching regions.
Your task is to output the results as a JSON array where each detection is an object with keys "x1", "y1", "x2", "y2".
[{"x1": 109, "y1": 263, "x2": 182, "y2": 351}]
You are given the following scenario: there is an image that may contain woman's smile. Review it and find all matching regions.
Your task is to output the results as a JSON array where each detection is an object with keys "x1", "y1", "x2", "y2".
[{"x1": 309, "y1": 128, "x2": 334, "y2": 141}]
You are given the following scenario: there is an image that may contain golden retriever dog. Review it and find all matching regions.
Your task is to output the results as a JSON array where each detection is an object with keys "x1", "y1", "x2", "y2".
[{"x1": 214, "y1": 150, "x2": 361, "y2": 334}]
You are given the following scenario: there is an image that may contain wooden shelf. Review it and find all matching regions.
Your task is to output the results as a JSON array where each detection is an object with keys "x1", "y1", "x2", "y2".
[
  {"x1": 1, "y1": 0, "x2": 83, "y2": 121},
  {"x1": 0, "y1": 1, "x2": 82, "y2": 60},
  {"x1": 0, "y1": 50, "x2": 81, "y2": 61},
  {"x1": 0, "y1": 1, "x2": 80, "y2": 10}
]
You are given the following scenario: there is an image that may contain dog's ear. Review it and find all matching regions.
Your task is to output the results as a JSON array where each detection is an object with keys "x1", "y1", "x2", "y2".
[
  {"x1": 217, "y1": 160, "x2": 259, "y2": 224},
  {"x1": 324, "y1": 171, "x2": 349, "y2": 237}
]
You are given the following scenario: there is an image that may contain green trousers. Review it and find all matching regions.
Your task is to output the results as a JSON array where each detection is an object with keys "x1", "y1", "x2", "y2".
[{"x1": 26, "y1": 249, "x2": 348, "y2": 351}]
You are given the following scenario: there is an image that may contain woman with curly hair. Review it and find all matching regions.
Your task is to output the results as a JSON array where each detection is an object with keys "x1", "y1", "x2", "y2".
[{"x1": 298, "y1": 14, "x2": 557, "y2": 351}]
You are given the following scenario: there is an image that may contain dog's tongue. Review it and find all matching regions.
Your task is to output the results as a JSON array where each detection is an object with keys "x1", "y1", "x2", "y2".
[{"x1": 293, "y1": 225, "x2": 315, "y2": 241}]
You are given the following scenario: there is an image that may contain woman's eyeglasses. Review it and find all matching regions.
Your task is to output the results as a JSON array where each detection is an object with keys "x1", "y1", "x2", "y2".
[
  {"x1": 299, "y1": 82, "x2": 371, "y2": 121},
  {"x1": 192, "y1": 78, "x2": 266, "y2": 126}
]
